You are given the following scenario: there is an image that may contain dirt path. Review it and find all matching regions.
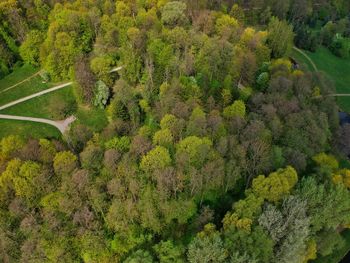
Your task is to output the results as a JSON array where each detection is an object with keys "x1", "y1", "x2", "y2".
[
  {"x1": 0, "y1": 114, "x2": 76, "y2": 134},
  {"x1": 0, "y1": 82, "x2": 73, "y2": 110},
  {"x1": 0, "y1": 66, "x2": 123, "y2": 132},
  {"x1": 0, "y1": 71, "x2": 42, "y2": 94},
  {"x1": 293, "y1": 46, "x2": 318, "y2": 72}
]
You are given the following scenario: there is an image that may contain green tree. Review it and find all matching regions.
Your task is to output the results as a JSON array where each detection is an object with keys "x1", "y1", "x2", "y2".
[
  {"x1": 53, "y1": 151, "x2": 78, "y2": 176},
  {"x1": 267, "y1": 17, "x2": 294, "y2": 58},
  {"x1": 154, "y1": 240, "x2": 184, "y2": 263},
  {"x1": 93, "y1": 80, "x2": 110, "y2": 109},
  {"x1": 141, "y1": 146, "x2": 172, "y2": 173},
  {"x1": 161, "y1": 1, "x2": 188, "y2": 27},
  {"x1": 153, "y1": 129, "x2": 174, "y2": 148},
  {"x1": 19, "y1": 30, "x2": 45, "y2": 66},
  {"x1": 187, "y1": 224, "x2": 227, "y2": 263},
  {"x1": 223, "y1": 100, "x2": 246, "y2": 119},
  {"x1": 124, "y1": 249, "x2": 154, "y2": 263},
  {"x1": 252, "y1": 166, "x2": 298, "y2": 203}
]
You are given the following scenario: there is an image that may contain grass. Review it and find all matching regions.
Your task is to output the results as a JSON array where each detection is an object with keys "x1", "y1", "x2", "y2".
[
  {"x1": 75, "y1": 106, "x2": 108, "y2": 132},
  {"x1": 0, "y1": 64, "x2": 38, "y2": 91},
  {"x1": 1, "y1": 86, "x2": 76, "y2": 119},
  {"x1": 291, "y1": 46, "x2": 350, "y2": 112},
  {"x1": 0, "y1": 119, "x2": 61, "y2": 139},
  {"x1": 0, "y1": 64, "x2": 108, "y2": 139}
]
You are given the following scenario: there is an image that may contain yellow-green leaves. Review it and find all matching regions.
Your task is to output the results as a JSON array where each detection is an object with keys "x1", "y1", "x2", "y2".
[
  {"x1": 252, "y1": 166, "x2": 298, "y2": 203},
  {"x1": 223, "y1": 100, "x2": 246, "y2": 119},
  {"x1": 141, "y1": 146, "x2": 171, "y2": 173}
]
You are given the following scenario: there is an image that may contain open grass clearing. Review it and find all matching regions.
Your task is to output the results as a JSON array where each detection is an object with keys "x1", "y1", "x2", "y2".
[
  {"x1": 0, "y1": 64, "x2": 39, "y2": 91},
  {"x1": 0, "y1": 119, "x2": 61, "y2": 139}
]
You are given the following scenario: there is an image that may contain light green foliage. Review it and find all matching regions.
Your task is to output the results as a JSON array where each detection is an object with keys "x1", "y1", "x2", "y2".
[
  {"x1": 20, "y1": 30, "x2": 45, "y2": 66},
  {"x1": 239, "y1": 86, "x2": 253, "y2": 101},
  {"x1": 186, "y1": 107, "x2": 207, "y2": 137},
  {"x1": 161, "y1": 1, "x2": 187, "y2": 27},
  {"x1": 154, "y1": 240, "x2": 184, "y2": 263},
  {"x1": 176, "y1": 136, "x2": 213, "y2": 168},
  {"x1": 90, "y1": 56, "x2": 114, "y2": 84},
  {"x1": 160, "y1": 114, "x2": 178, "y2": 131},
  {"x1": 259, "y1": 196, "x2": 310, "y2": 263},
  {"x1": 296, "y1": 177, "x2": 350, "y2": 233},
  {"x1": 43, "y1": 32, "x2": 78, "y2": 80},
  {"x1": 1, "y1": 159, "x2": 42, "y2": 199},
  {"x1": 15, "y1": 161, "x2": 41, "y2": 198},
  {"x1": 223, "y1": 100, "x2": 246, "y2": 118},
  {"x1": 93, "y1": 80, "x2": 110, "y2": 109},
  {"x1": 187, "y1": 224, "x2": 227, "y2": 263},
  {"x1": 153, "y1": 129, "x2": 173, "y2": 147},
  {"x1": 141, "y1": 146, "x2": 172, "y2": 173},
  {"x1": 105, "y1": 136, "x2": 131, "y2": 152},
  {"x1": 53, "y1": 151, "x2": 78, "y2": 176},
  {"x1": 267, "y1": 17, "x2": 294, "y2": 58},
  {"x1": 0, "y1": 135, "x2": 24, "y2": 157},
  {"x1": 39, "y1": 139, "x2": 57, "y2": 163},
  {"x1": 252, "y1": 166, "x2": 298, "y2": 203},
  {"x1": 124, "y1": 249, "x2": 154, "y2": 263},
  {"x1": 215, "y1": 14, "x2": 239, "y2": 39},
  {"x1": 312, "y1": 152, "x2": 339, "y2": 170},
  {"x1": 223, "y1": 225, "x2": 273, "y2": 263}
]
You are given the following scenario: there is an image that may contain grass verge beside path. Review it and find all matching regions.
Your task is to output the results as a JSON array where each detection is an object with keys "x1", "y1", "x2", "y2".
[
  {"x1": 0, "y1": 64, "x2": 38, "y2": 91},
  {"x1": 0, "y1": 119, "x2": 61, "y2": 139}
]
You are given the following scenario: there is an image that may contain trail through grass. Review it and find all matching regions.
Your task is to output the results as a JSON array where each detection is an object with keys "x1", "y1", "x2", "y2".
[{"x1": 291, "y1": 47, "x2": 350, "y2": 112}]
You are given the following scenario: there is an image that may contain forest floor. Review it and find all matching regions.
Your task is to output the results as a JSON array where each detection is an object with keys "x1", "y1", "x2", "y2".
[{"x1": 291, "y1": 47, "x2": 350, "y2": 112}]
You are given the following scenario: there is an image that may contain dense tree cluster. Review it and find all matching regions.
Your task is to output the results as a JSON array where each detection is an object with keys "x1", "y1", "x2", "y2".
[{"x1": 0, "y1": 0, "x2": 349, "y2": 262}]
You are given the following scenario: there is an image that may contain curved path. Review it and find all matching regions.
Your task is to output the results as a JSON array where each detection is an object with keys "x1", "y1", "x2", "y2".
[
  {"x1": 293, "y1": 46, "x2": 318, "y2": 71},
  {"x1": 0, "y1": 114, "x2": 76, "y2": 134},
  {"x1": 0, "y1": 66, "x2": 124, "y2": 133}
]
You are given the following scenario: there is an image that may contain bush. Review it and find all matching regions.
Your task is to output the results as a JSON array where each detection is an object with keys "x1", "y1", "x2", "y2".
[
  {"x1": 93, "y1": 80, "x2": 110, "y2": 109},
  {"x1": 330, "y1": 34, "x2": 350, "y2": 58}
]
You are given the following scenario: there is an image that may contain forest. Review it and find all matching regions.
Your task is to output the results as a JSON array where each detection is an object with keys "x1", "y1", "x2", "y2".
[{"x1": 1, "y1": 0, "x2": 350, "y2": 262}]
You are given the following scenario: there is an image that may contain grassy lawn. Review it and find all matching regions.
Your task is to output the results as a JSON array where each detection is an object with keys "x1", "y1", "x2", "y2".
[
  {"x1": 75, "y1": 106, "x2": 108, "y2": 132},
  {"x1": 0, "y1": 119, "x2": 61, "y2": 139},
  {"x1": 291, "y1": 47, "x2": 350, "y2": 112},
  {"x1": 0, "y1": 64, "x2": 38, "y2": 91},
  {"x1": 0, "y1": 64, "x2": 109, "y2": 139},
  {"x1": 1, "y1": 86, "x2": 76, "y2": 119}
]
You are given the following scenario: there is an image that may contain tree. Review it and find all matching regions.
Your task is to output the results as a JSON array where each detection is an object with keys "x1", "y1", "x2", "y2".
[
  {"x1": 176, "y1": 136, "x2": 213, "y2": 169},
  {"x1": 161, "y1": 1, "x2": 188, "y2": 27},
  {"x1": 124, "y1": 249, "x2": 154, "y2": 263},
  {"x1": 140, "y1": 146, "x2": 172, "y2": 173},
  {"x1": 53, "y1": 151, "x2": 78, "y2": 176},
  {"x1": 187, "y1": 224, "x2": 227, "y2": 263},
  {"x1": 19, "y1": 30, "x2": 45, "y2": 66},
  {"x1": 259, "y1": 196, "x2": 310, "y2": 263},
  {"x1": 153, "y1": 129, "x2": 174, "y2": 148},
  {"x1": 80, "y1": 145, "x2": 103, "y2": 171},
  {"x1": 73, "y1": 55, "x2": 96, "y2": 104},
  {"x1": 252, "y1": 166, "x2": 298, "y2": 203},
  {"x1": 154, "y1": 240, "x2": 184, "y2": 263},
  {"x1": 223, "y1": 100, "x2": 246, "y2": 119},
  {"x1": 1, "y1": 135, "x2": 24, "y2": 157},
  {"x1": 93, "y1": 80, "x2": 110, "y2": 109},
  {"x1": 267, "y1": 17, "x2": 294, "y2": 58}
]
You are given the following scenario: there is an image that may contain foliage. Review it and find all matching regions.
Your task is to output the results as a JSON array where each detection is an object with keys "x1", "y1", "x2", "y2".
[{"x1": 93, "y1": 80, "x2": 110, "y2": 109}]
